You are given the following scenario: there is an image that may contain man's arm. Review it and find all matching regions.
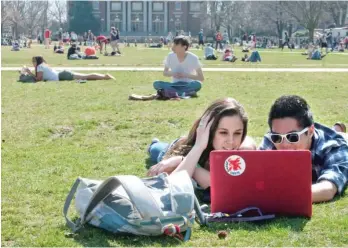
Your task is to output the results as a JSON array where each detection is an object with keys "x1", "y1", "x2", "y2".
[
  {"x1": 312, "y1": 181, "x2": 337, "y2": 203},
  {"x1": 163, "y1": 66, "x2": 174, "y2": 77},
  {"x1": 314, "y1": 145, "x2": 348, "y2": 202},
  {"x1": 187, "y1": 67, "x2": 204, "y2": 82}
]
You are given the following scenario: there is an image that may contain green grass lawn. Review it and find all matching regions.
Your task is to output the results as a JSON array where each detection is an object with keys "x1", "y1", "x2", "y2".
[
  {"x1": 2, "y1": 44, "x2": 348, "y2": 68},
  {"x1": 1, "y1": 67, "x2": 348, "y2": 246}
]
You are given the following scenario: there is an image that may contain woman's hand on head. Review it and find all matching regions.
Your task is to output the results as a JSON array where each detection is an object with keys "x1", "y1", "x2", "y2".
[
  {"x1": 194, "y1": 113, "x2": 214, "y2": 151},
  {"x1": 147, "y1": 156, "x2": 183, "y2": 177}
]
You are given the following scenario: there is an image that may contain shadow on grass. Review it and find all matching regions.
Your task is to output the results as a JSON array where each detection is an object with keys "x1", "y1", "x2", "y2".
[
  {"x1": 60, "y1": 224, "x2": 184, "y2": 247},
  {"x1": 201, "y1": 216, "x2": 309, "y2": 233},
  {"x1": 60, "y1": 215, "x2": 309, "y2": 247}
]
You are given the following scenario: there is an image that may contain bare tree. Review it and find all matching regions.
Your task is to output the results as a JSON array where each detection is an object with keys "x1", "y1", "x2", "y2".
[
  {"x1": 24, "y1": 1, "x2": 46, "y2": 37},
  {"x1": 257, "y1": 1, "x2": 290, "y2": 46},
  {"x1": 325, "y1": 1, "x2": 348, "y2": 27},
  {"x1": 1, "y1": 1, "x2": 10, "y2": 32},
  {"x1": 219, "y1": 1, "x2": 244, "y2": 40},
  {"x1": 282, "y1": 1, "x2": 324, "y2": 41},
  {"x1": 6, "y1": 0, "x2": 27, "y2": 38},
  {"x1": 48, "y1": 0, "x2": 67, "y2": 28}
]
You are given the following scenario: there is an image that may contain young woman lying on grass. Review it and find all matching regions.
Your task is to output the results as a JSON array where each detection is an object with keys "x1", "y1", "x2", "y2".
[
  {"x1": 21, "y1": 56, "x2": 115, "y2": 82},
  {"x1": 147, "y1": 98, "x2": 256, "y2": 201}
]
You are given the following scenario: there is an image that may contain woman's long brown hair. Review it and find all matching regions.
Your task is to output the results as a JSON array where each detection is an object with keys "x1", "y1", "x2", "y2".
[
  {"x1": 32, "y1": 56, "x2": 46, "y2": 77},
  {"x1": 163, "y1": 98, "x2": 248, "y2": 170}
]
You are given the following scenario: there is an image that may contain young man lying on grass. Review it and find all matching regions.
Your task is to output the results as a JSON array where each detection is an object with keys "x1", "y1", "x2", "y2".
[{"x1": 259, "y1": 95, "x2": 348, "y2": 203}]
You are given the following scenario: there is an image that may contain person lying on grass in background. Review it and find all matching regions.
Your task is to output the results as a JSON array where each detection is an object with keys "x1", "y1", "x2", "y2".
[
  {"x1": 333, "y1": 122, "x2": 348, "y2": 140},
  {"x1": 259, "y1": 95, "x2": 348, "y2": 203},
  {"x1": 22, "y1": 56, "x2": 115, "y2": 82},
  {"x1": 147, "y1": 98, "x2": 257, "y2": 202},
  {"x1": 222, "y1": 48, "x2": 237, "y2": 62}
]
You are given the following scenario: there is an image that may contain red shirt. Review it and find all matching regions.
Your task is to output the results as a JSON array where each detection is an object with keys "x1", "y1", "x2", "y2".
[
  {"x1": 96, "y1": 35, "x2": 108, "y2": 43},
  {"x1": 216, "y1": 33, "x2": 222, "y2": 41},
  {"x1": 44, "y1": 30, "x2": 51, "y2": 39}
]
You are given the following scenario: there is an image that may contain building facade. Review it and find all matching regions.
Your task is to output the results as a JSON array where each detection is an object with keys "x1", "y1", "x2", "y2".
[{"x1": 68, "y1": 1, "x2": 206, "y2": 35}]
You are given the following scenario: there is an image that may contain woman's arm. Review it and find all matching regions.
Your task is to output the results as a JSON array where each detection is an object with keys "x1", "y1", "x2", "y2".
[
  {"x1": 192, "y1": 167, "x2": 210, "y2": 189},
  {"x1": 25, "y1": 68, "x2": 42, "y2": 81}
]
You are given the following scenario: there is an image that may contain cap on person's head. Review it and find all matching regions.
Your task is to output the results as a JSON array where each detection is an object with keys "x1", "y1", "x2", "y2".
[
  {"x1": 200, "y1": 29, "x2": 203, "y2": 31},
  {"x1": 111, "y1": 27, "x2": 115, "y2": 30},
  {"x1": 334, "y1": 122, "x2": 347, "y2": 133}
]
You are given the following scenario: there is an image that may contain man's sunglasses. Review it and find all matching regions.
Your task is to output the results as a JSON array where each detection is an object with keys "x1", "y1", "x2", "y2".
[{"x1": 268, "y1": 127, "x2": 309, "y2": 144}]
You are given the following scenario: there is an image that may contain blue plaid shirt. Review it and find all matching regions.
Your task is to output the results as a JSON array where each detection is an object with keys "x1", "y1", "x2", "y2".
[{"x1": 259, "y1": 123, "x2": 348, "y2": 194}]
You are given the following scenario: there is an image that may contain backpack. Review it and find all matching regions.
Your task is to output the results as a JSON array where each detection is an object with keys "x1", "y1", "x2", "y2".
[
  {"x1": 156, "y1": 89, "x2": 179, "y2": 100},
  {"x1": 63, "y1": 171, "x2": 205, "y2": 241},
  {"x1": 156, "y1": 89, "x2": 197, "y2": 100},
  {"x1": 18, "y1": 74, "x2": 36, "y2": 83}
]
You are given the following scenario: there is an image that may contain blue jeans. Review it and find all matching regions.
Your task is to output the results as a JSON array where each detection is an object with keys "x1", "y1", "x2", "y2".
[
  {"x1": 149, "y1": 141, "x2": 170, "y2": 164},
  {"x1": 153, "y1": 81, "x2": 202, "y2": 96},
  {"x1": 249, "y1": 51, "x2": 261, "y2": 62}
]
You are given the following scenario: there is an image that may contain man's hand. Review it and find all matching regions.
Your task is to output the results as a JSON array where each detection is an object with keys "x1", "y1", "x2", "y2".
[{"x1": 174, "y1": 72, "x2": 188, "y2": 79}]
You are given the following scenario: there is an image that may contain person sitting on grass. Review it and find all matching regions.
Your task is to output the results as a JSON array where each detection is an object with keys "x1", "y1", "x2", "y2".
[
  {"x1": 11, "y1": 41, "x2": 20, "y2": 51},
  {"x1": 129, "y1": 36, "x2": 203, "y2": 101},
  {"x1": 222, "y1": 48, "x2": 237, "y2": 62},
  {"x1": 153, "y1": 35, "x2": 203, "y2": 95},
  {"x1": 53, "y1": 43, "x2": 64, "y2": 54},
  {"x1": 259, "y1": 95, "x2": 348, "y2": 203},
  {"x1": 147, "y1": 98, "x2": 256, "y2": 202},
  {"x1": 204, "y1": 44, "x2": 218, "y2": 60},
  {"x1": 21, "y1": 56, "x2": 115, "y2": 82},
  {"x1": 67, "y1": 43, "x2": 83, "y2": 60},
  {"x1": 307, "y1": 45, "x2": 325, "y2": 60},
  {"x1": 241, "y1": 48, "x2": 261, "y2": 62}
]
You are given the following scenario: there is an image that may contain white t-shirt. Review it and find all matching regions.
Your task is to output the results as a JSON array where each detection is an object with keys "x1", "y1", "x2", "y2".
[
  {"x1": 164, "y1": 52, "x2": 201, "y2": 83},
  {"x1": 36, "y1": 64, "x2": 59, "y2": 81}
]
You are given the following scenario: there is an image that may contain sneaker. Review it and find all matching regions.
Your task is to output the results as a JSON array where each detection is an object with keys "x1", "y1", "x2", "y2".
[{"x1": 148, "y1": 138, "x2": 159, "y2": 154}]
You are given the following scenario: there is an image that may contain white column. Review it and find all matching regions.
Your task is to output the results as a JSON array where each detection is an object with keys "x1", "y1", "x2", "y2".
[
  {"x1": 143, "y1": 1, "x2": 147, "y2": 32},
  {"x1": 164, "y1": 1, "x2": 168, "y2": 33},
  {"x1": 148, "y1": 1, "x2": 152, "y2": 32},
  {"x1": 106, "y1": 1, "x2": 110, "y2": 32},
  {"x1": 127, "y1": 1, "x2": 131, "y2": 32},
  {"x1": 122, "y1": 1, "x2": 126, "y2": 32}
]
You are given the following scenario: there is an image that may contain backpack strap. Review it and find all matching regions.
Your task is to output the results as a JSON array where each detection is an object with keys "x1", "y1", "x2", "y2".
[
  {"x1": 81, "y1": 175, "x2": 163, "y2": 224},
  {"x1": 63, "y1": 177, "x2": 83, "y2": 232}
]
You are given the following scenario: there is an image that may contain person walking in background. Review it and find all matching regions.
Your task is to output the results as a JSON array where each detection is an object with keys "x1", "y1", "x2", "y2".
[
  {"x1": 198, "y1": 29, "x2": 204, "y2": 49},
  {"x1": 44, "y1": 28, "x2": 51, "y2": 49},
  {"x1": 215, "y1": 30, "x2": 223, "y2": 51}
]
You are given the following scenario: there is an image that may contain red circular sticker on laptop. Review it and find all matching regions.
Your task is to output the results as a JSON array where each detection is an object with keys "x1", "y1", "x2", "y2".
[{"x1": 224, "y1": 155, "x2": 246, "y2": 176}]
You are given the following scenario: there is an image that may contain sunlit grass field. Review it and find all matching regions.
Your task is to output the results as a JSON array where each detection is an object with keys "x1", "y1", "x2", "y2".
[
  {"x1": 2, "y1": 44, "x2": 348, "y2": 68},
  {"x1": 1, "y1": 44, "x2": 348, "y2": 246}
]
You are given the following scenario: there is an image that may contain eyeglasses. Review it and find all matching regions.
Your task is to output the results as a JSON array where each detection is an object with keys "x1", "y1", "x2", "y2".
[{"x1": 268, "y1": 127, "x2": 309, "y2": 144}]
